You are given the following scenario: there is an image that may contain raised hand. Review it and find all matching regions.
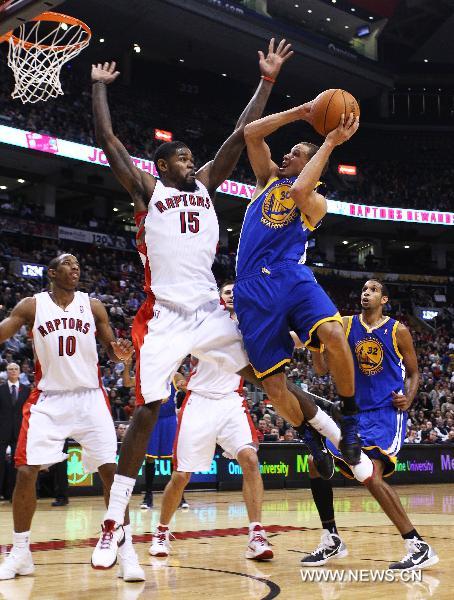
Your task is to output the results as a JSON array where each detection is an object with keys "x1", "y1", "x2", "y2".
[
  {"x1": 111, "y1": 338, "x2": 134, "y2": 361},
  {"x1": 325, "y1": 112, "x2": 359, "y2": 146},
  {"x1": 259, "y1": 38, "x2": 293, "y2": 80},
  {"x1": 91, "y1": 61, "x2": 120, "y2": 85}
]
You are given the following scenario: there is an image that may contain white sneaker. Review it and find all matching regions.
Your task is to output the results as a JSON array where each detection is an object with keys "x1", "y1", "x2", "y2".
[
  {"x1": 300, "y1": 531, "x2": 348, "y2": 566},
  {"x1": 245, "y1": 526, "x2": 273, "y2": 561},
  {"x1": 149, "y1": 526, "x2": 171, "y2": 557},
  {"x1": 118, "y1": 544, "x2": 145, "y2": 582},
  {"x1": 389, "y1": 538, "x2": 439, "y2": 571},
  {"x1": 0, "y1": 548, "x2": 34, "y2": 580},
  {"x1": 91, "y1": 520, "x2": 125, "y2": 569}
]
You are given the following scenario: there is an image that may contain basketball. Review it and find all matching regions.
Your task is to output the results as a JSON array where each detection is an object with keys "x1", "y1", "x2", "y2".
[{"x1": 309, "y1": 89, "x2": 360, "y2": 136}]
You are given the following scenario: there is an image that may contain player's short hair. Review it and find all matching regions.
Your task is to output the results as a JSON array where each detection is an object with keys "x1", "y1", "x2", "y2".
[
  {"x1": 220, "y1": 280, "x2": 235, "y2": 293},
  {"x1": 367, "y1": 278, "x2": 389, "y2": 298},
  {"x1": 300, "y1": 142, "x2": 329, "y2": 177},
  {"x1": 154, "y1": 141, "x2": 189, "y2": 176},
  {"x1": 48, "y1": 255, "x2": 63, "y2": 271}
]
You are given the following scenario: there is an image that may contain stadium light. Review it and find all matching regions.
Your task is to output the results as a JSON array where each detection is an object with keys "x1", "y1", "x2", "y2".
[
  {"x1": 338, "y1": 164, "x2": 357, "y2": 176},
  {"x1": 404, "y1": 245, "x2": 410, "y2": 249},
  {"x1": 17, "y1": 178, "x2": 25, "y2": 183},
  {"x1": 0, "y1": 185, "x2": 7, "y2": 190},
  {"x1": 227, "y1": 228, "x2": 233, "y2": 232},
  {"x1": 99, "y1": 38, "x2": 105, "y2": 43},
  {"x1": 342, "y1": 240, "x2": 348, "y2": 245},
  {"x1": 113, "y1": 207, "x2": 119, "y2": 212},
  {"x1": 134, "y1": 44, "x2": 141, "y2": 53},
  {"x1": 155, "y1": 129, "x2": 173, "y2": 142}
]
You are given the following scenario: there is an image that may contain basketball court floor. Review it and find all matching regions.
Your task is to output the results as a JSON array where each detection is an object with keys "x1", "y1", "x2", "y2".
[{"x1": 0, "y1": 484, "x2": 451, "y2": 599}]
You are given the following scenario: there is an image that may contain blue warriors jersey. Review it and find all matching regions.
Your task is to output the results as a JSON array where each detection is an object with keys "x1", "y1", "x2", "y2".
[
  {"x1": 159, "y1": 379, "x2": 177, "y2": 418},
  {"x1": 236, "y1": 176, "x2": 316, "y2": 276},
  {"x1": 347, "y1": 315, "x2": 405, "y2": 411}
]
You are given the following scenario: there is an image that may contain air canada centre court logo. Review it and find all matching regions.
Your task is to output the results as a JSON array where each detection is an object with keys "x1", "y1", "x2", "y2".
[
  {"x1": 67, "y1": 446, "x2": 93, "y2": 486},
  {"x1": 261, "y1": 181, "x2": 298, "y2": 229}
]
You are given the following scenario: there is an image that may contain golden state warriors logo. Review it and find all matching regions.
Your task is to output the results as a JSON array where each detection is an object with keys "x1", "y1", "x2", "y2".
[
  {"x1": 355, "y1": 338, "x2": 384, "y2": 376},
  {"x1": 261, "y1": 182, "x2": 298, "y2": 229}
]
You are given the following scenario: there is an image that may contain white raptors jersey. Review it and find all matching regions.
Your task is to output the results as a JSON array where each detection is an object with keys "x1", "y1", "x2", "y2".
[
  {"x1": 32, "y1": 291, "x2": 100, "y2": 392},
  {"x1": 188, "y1": 358, "x2": 243, "y2": 401},
  {"x1": 140, "y1": 179, "x2": 219, "y2": 311}
]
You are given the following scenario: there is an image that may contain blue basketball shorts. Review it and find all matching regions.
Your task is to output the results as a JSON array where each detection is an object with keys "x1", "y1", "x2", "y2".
[
  {"x1": 146, "y1": 415, "x2": 177, "y2": 459},
  {"x1": 234, "y1": 262, "x2": 341, "y2": 379},
  {"x1": 326, "y1": 406, "x2": 407, "y2": 478}
]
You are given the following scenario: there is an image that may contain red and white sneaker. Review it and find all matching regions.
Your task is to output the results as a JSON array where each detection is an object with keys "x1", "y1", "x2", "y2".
[
  {"x1": 149, "y1": 526, "x2": 171, "y2": 557},
  {"x1": 91, "y1": 520, "x2": 125, "y2": 569},
  {"x1": 245, "y1": 526, "x2": 273, "y2": 561}
]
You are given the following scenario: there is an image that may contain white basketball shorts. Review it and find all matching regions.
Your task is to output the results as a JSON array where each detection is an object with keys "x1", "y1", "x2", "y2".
[
  {"x1": 132, "y1": 297, "x2": 249, "y2": 404},
  {"x1": 173, "y1": 391, "x2": 258, "y2": 472},
  {"x1": 15, "y1": 387, "x2": 117, "y2": 473}
]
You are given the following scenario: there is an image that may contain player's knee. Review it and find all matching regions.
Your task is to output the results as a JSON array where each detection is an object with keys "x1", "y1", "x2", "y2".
[
  {"x1": 98, "y1": 462, "x2": 116, "y2": 486},
  {"x1": 172, "y1": 470, "x2": 191, "y2": 488},
  {"x1": 16, "y1": 465, "x2": 39, "y2": 486},
  {"x1": 317, "y1": 321, "x2": 345, "y2": 350},
  {"x1": 262, "y1": 375, "x2": 286, "y2": 405},
  {"x1": 237, "y1": 448, "x2": 259, "y2": 473},
  {"x1": 308, "y1": 455, "x2": 320, "y2": 478}
]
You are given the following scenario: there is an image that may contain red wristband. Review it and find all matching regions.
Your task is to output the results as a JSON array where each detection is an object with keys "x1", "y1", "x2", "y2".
[{"x1": 261, "y1": 75, "x2": 275, "y2": 84}]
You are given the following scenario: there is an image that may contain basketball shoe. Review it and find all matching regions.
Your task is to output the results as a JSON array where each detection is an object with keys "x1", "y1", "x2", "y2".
[
  {"x1": 179, "y1": 496, "x2": 189, "y2": 509},
  {"x1": 91, "y1": 520, "x2": 125, "y2": 569},
  {"x1": 300, "y1": 531, "x2": 348, "y2": 566},
  {"x1": 149, "y1": 526, "x2": 171, "y2": 557},
  {"x1": 245, "y1": 525, "x2": 273, "y2": 561},
  {"x1": 299, "y1": 424, "x2": 334, "y2": 480},
  {"x1": 140, "y1": 492, "x2": 153, "y2": 509},
  {"x1": 0, "y1": 547, "x2": 34, "y2": 580},
  {"x1": 389, "y1": 538, "x2": 439, "y2": 571},
  {"x1": 118, "y1": 542, "x2": 145, "y2": 582}
]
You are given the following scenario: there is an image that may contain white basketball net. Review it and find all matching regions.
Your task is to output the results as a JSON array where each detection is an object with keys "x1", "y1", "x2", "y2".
[{"x1": 7, "y1": 17, "x2": 90, "y2": 104}]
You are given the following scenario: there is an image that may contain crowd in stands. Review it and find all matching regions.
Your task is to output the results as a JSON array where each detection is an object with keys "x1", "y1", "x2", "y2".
[
  {"x1": 1, "y1": 234, "x2": 453, "y2": 447},
  {"x1": 1, "y1": 60, "x2": 454, "y2": 212}
]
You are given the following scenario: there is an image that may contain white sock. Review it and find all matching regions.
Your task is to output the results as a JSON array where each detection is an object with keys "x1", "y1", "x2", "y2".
[
  {"x1": 123, "y1": 523, "x2": 132, "y2": 543},
  {"x1": 13, "y1": 531, "x2": 30, "y2": 550},
  {"x1": 249, "y1": 521, "x2": 262, "y2": 531},
  {"x1": 104, "y1": 474, "x2": 135, "y2": 524},
  {"x1": 351, "y1": 452, "x2": 374, "y2": 482},
  {"x1": 308, "y1": 407, "x2": 341, "y2": 448}
]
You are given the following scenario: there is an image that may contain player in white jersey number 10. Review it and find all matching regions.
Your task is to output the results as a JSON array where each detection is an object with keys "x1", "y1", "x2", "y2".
[
  {"x1": 90, "y1": 40, "x2": 298, "y2": 571},
  {"x1": 0, "y1": 254, "x2": 144, "y2": 582}
]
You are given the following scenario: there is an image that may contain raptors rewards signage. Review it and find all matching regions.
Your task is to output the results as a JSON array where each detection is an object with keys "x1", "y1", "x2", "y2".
[{"x1": 0, "y1": 123, "x2": 452, "y2": 226}]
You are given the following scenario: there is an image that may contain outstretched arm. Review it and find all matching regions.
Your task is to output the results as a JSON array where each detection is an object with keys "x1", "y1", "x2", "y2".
[
  {"x1": 91, "y1": 299, "x2": 134, "y2": 364},
  {"x1": 0, "y1": 298, "x2": 35, "y2": 344},
  {"x1": 91, "y1": 62, "x2": 153, "y2": 213},
  {"x1": 197, "y1": 39, "x2": 293, "y2": 197}
]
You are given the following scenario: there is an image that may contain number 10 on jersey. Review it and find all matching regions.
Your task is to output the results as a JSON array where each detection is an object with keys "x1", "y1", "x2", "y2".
[{"x1": 58, "y1": 335, "x2": 76, "y2": 356}]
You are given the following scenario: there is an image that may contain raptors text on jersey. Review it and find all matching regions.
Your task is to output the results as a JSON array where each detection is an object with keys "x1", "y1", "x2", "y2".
[
  {"x1": 32, "y1": 291, "x2": 100, "y2": 392},
  {"x1": 137, "y1": 179, "x2": 220, "y2": 311}
]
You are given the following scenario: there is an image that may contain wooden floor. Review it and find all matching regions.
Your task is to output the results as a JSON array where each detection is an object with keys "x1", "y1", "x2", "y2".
[{"x1": 0, "y1": 484, "x2": 452, "y2": 600}]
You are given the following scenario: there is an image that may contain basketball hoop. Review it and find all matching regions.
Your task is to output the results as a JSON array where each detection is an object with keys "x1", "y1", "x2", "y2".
[{"x1": 1, "y1": 11, "x2": 91, "y2": 103}]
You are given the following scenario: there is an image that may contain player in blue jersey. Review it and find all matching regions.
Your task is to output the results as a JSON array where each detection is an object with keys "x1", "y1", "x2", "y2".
[
  {"x1": 122, "y1": 366, "x2": 189, "y2": 509},
  {"x1": 236, "y1": 105, "x2": 361, "y2": 464},
  {"x1": 302, "y1": 279, "x2": 438, "y2": 571}
]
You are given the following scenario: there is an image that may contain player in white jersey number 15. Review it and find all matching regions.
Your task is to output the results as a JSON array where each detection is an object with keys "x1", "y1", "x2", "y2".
[
  {"x1": 0, "y1": 254, "x2": 144, "y2": 582},
  {"x1": 90, "y1": 40, "x2": 296, "y2": 571}
]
